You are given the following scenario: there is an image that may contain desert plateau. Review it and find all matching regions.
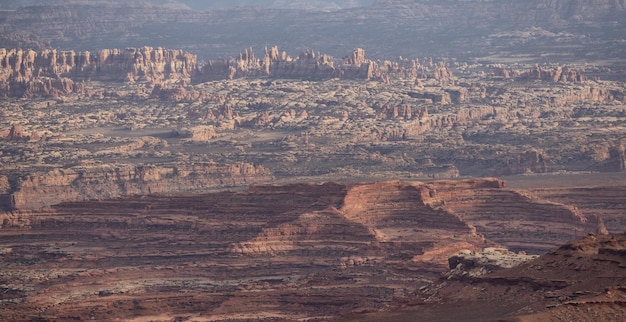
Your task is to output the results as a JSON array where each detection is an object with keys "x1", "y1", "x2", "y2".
[{"x1": 0, "y1": 0, "x2": 625, "y2": 321}]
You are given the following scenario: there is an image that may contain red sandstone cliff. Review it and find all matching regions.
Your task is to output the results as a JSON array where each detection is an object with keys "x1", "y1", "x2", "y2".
[
  {"x1": 0, "y1": 178, "x2": 613, "y2": 321},
  {"x1": 224, "y1": 178, "x2": 598, "y2": 262}
]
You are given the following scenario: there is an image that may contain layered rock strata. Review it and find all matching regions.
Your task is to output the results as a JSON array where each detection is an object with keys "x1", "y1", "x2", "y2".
[
  {"x1": 0, "y1": 179, "x2": 605, "y2": 321},
  {"x1": 0, "y1": 162, "x2": 273, "y2": 210},
  {"x1": 528, "y1": 185, "x2": 626, "y2": 235},
  {"x1": 433, "y1": 181, "x2": 596, "y2": 253}
]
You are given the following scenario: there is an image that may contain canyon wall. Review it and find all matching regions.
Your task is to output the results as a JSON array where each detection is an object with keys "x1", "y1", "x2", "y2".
[
  {"x1": 0, "y1": 178, "x2": 600, "y2": 255},
  {"x1": 1, "y1": 162, "x2": 273, "y2": 210},
  {"x1": 0, "y1": 178, "x2": 614, "y2": 320}
]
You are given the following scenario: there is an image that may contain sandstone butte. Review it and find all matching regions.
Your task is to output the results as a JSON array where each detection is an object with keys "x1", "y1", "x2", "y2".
[{"x1": 0, "y1": 178, "x2": 624, "y2": 321}]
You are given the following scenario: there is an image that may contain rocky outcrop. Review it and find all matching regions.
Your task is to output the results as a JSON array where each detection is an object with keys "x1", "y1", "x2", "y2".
[
  {"x1": 549, "y1": 86, "x2": 617, "y2": 106},
  {"x1": 478, "y1": 233, "x2": 626, "y2": 320},
  {"x1": 407, "y1": 91, "x2": 452, "y2": 104},
  {"x1": 0, "y1": 123, "x2": 58, "y2": 141},
  {"x1": 498, "y1": 150, "x2": 553, "y2": 175},
  {"x1": 0, "y1": 47, "x2": 197, "y2": 98},
  {"x1": 0, "y1": 47, "x2": 198, "y2": 82},
  {"x1": 488, "y1": 66, "x2": 623, "y2": 106},
  {"x1": 0, "y1": 46, "x2": 456, "y2": 98},
  {"x1": 3, "y1": 162, "x2": 273, "y2": 210},
  {"x1": 404, "y1": 233, "x2": 626, "y2": 322},
  {"x1": 2, "y1": 124, "x2": 32, "y2": 141},
  {"x1": 447, "y1": 247, "x2": 539, "y2": 277},
  {"x1": 514, "y1": 65, "x2": 587, "y2": 83},
  {"x1": 149, "y1": 83, "x2": 216, "y2": 102},
  {"x1": 338, "y1": 48, "x2": 376, "y2": 79},
  {"x1": 432, "y1": 63, "x2": 455, "y2": 84},
  {"x1": 376, "y1": 104, "x2": 428, "y2": 120},
  {"x1": 606, "y1": 140, "x2": 626, "y2": 171},
  {"x1": 193, "y1": 46, "x2": 339, "y2": 82},
  {"x1": 172, "y1": 125, "x2": 216, "y2": 141},
  {"x1": 194, "y1": 46, "x2": 453, "y2": 83}
]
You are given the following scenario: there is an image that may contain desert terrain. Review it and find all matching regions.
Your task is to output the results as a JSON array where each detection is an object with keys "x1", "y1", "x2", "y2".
[
  {"x1": 1, "y1": 178, "x2": 625, "y2": 321},
  {"x1": 0, "y1": 0, "x2": 625, "y2": 321}
]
